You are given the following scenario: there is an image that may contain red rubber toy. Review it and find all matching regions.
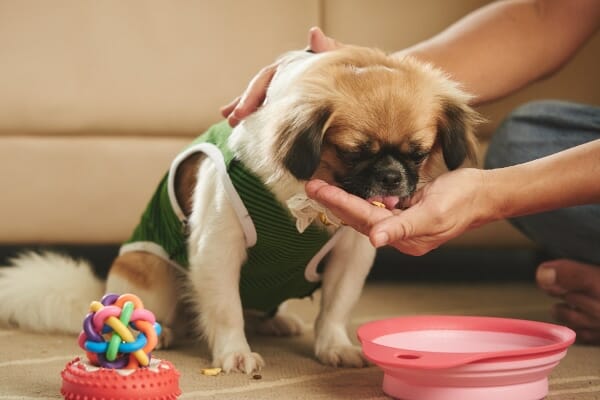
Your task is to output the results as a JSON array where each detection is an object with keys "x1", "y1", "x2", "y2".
[
  {"x1": 60, "y1": 293, "x2": 181, "y2": 399},
  {"x1": 61, "y1": 357, "x2": 181, "y2": 400}
]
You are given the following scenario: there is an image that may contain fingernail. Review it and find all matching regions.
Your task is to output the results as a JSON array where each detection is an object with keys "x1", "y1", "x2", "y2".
[
  {"x1": 372, "y1": 232, "x2": 389, "y2": 247},
  {"x1": 536, "y1": 267, "x2": 556, "y2": 287},
  {"x1": 228, "y1": 115, "x2": 239, "y2": 127}
]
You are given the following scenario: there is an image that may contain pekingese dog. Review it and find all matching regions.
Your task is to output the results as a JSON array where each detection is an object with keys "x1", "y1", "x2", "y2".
[{"x1": 0, "y1": 46, "x2": 479, "y2": 373}]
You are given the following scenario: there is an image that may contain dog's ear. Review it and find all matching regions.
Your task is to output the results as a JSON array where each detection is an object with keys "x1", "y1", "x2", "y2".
[
  {"x1": 437, "y1": 100, "x2": 480, "y2": 170},
  {"x1": 275, "y1": 105, "x2": 333, "y2": 180}
]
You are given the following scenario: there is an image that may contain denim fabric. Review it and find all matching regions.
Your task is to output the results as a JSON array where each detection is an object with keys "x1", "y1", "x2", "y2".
[{"x1": 485, "y1": 100, "x2": 600, "y2": 264}]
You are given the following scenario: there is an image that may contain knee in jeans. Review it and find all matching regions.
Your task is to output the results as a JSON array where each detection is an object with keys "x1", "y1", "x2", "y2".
[
  {"x1": 496, "y1": 100, "x2": 561, "y2": 141},
  {"x1": 509, "y1": 100, "x2": 567, "y2": 120},
  {"x1": 484, "y1": 100, "x2": 561, "y2": 169},
  {"x1": 485, "y1": 99, "x2": 598, "y2": 169}
]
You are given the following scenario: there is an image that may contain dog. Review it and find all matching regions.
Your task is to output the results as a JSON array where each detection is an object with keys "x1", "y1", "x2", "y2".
[{"x1": 0, "y1": 46, "x2": 480, "y2": 374}]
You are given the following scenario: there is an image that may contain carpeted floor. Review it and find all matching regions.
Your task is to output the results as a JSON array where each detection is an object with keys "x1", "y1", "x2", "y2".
[{"x1": 1, "y1": 281, "x2": 598, "y2": 399}]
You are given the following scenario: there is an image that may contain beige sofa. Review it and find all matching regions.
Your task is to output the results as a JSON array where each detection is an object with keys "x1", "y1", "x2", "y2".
[
  {"x1": 2, "y1": 4, "x2": 600, "y2": 399},
  {"x1": 1, "y1": 0, "x2": 599, "y2": 248}
]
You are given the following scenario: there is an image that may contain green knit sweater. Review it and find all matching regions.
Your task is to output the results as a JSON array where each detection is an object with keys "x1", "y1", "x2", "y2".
[{"x1": 121, "y1": 121, "x2": 333, "y2": 314}]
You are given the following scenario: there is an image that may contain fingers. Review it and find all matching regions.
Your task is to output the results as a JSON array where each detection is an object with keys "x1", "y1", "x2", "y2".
[
  {"x1": 573, "y1": 329, "x2": 600, "y2": 343},
  {"x1": 308, "y1": 26, "x2": 343, "y2": 53},
  {"x1": 552, "y1": 300, "x2": 600, "y2": 344},
  {"x1": 537, "y1": 259, "x2": 600, "y2": 344},
  {"x1": 223, "y1": 63, "x2": 277, "y2": 127},
  {"x1": 369, "y1": 216, "x2": 406, "y2": 249},
  {"x1": 553, "y1": 302, "x2": 600, "y2": 328},
  {"x1": 369, "y1": 212, "x2": 435, "y2": 255},
  {"x1": 307, "y1": 180, "x2": 444, "y2": 254},
  {"x1": 536, "y1": 259, "x2": 600, "y2": 295},
  {"x1": 220, "y1": 96, "x2": 240, "y2": 119},
  {"x1": 563, "y1": 292, "x2": 600, "y2": 321},
  {"x1": 305, "y1": 180, "x2": 391, "y2": 237},
  {"x1": 222, "y1": 26, "x2": 341, "y2": 127},
  {"x1": 236, "y1": 64, "x2": 277, "y2": 118}
]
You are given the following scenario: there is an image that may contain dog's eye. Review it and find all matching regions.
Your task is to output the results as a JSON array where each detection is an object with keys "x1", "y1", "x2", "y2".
[
  {"x1": 336, "y1": 146, "x2": 365, "y2": 163},
  {"x1": 339, "y1": 150, "x2": 362, "y2": 163},
  {"x1": 409, "y1": 151, "x2": 429, "y2": 164}
]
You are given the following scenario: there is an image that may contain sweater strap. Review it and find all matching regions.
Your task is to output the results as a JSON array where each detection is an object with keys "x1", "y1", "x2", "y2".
[{"x1": 167, "y1": 142, "x2": 257, "y2": 248}]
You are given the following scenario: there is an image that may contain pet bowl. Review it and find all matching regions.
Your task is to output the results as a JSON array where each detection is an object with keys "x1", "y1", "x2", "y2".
[{"x1": 357, "y1": 315, "x2": 575, "y2": 400}]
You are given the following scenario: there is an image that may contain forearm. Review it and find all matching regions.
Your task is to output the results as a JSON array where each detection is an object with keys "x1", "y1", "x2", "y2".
[
  {"x1": 396, "y1": 0, "x2": 600, "y2": 105},
  {"x1": 480, "y1": 140, "x2": 600, "y2": 223}
]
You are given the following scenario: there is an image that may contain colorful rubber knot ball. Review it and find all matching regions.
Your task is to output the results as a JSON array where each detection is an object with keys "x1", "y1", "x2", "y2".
[{"x1": 77, "y1": 293, "x2": 161, "y2": 369}]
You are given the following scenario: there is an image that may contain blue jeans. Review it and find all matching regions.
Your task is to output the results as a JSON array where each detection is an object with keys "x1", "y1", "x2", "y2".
[{"x1": 484, "y1": 100, "x2": 600, "y2": 265}]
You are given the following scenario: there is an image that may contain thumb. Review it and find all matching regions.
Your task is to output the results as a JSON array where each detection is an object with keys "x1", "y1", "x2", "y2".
[
  {"x1": 369, "y1": 211, "x2": 417, "y2": 248},
  {"x1": 229, "y1": 64, "x2": 277, "y2": 126},
  {"x1": 308, "y1": 26, "x2": 343, "y2": 53},
  {"x1": 537, "y1": 259, "x2": 598, "y2": 293}
]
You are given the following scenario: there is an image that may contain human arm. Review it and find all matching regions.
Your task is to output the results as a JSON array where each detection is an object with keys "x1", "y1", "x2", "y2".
[
  {"x1": 399, "y1": 0, "x2": 600, "y2": 104},
  {"x1": 220, "y1": 27, "x2": 341, "y2": 127},
  {"x1": 306, "y1": 140, "x2": 600, "y2": 255},
  {"x1": 482, "y1": 139, "x2": 600, "y2": 219},
  {"x1": 221, "y1": 0, "x2": 600, "y2": 123}
]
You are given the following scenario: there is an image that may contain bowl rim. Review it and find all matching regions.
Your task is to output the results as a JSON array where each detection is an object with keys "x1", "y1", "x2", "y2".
[{"x1": 357, "y1": 315, "x2": 576, "y2": 370}]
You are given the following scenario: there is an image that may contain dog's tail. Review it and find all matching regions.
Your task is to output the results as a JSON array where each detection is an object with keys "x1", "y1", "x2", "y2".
[{"x1": 0, "y1": 251, "x2": 105, "y2": 334}]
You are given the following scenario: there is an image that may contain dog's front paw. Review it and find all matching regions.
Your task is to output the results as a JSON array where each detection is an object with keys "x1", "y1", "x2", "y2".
[
  {"x1": 316, "y1": 345, "x2": 368, "y2": 368},
  {"x1": 216, "y1": 351, "x2": 265, "y2": 374}
]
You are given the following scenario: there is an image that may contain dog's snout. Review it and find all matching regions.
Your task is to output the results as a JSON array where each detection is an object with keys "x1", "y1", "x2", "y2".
[{"x1": 377, "y1": 171, "x2": 403, "y2": 188}]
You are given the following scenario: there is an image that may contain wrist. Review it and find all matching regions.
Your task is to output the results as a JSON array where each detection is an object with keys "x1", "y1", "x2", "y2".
[{"x1": 472, "y1": 168, "x2": 507, "y2": 227}]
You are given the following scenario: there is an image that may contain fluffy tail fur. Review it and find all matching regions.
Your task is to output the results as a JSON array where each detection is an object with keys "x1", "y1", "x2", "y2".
[{"x1": 0, "y1": 251, "x2": 105, "y2": 334}]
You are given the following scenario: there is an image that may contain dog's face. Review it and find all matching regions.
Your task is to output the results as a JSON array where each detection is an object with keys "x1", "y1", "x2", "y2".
[{"x1": 263, "y1": 46, "x2": 480, "y2": 206}]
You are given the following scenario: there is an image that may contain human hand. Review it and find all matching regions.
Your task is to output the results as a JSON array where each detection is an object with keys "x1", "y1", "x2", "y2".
[
  {"x1": 220, "y1": 27, "x2": 343, "y2": 127},
  {"x1": 306, "y1": 168, "x2": 491, "y2": 256}
]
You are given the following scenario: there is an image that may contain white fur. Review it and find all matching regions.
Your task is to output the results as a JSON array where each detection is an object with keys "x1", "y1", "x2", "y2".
[
  {"x1": 0, "y1": 49, "x2": 408, "y2": 374},
  {"x1": 185, "y1": 158, "x2": 265, "y2": 373},
  {"x1": 227, "y1": 51, "x2": 320, "y2": 199},
  {"x1": 315, "y1": 229, "x2": 375, "y2": 367},
  {"x1": 181, "y1": 148, "x2": 374, "y2": 372},
  {"x1": 185, "y1": 51, "x2": 376, "y2": 373},
  {"x1": 0, "y1": 252, "x2": 104, "y2": 333},
  {"x1": 182, "y1": 155, "x2": 373, "y2": 372}
]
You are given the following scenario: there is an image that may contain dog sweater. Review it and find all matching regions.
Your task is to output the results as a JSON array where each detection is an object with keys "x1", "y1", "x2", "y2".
[{"x1": 120, "y1": 121, "x2": 339, "y2": 315}]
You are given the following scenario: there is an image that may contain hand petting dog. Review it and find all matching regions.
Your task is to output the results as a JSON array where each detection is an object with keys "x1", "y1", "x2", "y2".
[{"x1": 0, "y1": 42, "x2": 480, "y2": 374}]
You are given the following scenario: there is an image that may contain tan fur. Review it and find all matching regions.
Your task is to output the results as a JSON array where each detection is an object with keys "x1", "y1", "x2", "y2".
[
  {"x1": 173, "y1": 153, "x2": 204, "y2": 216},
  {"x1": 112, "y1": 47, "x2": 482, "y2": 373},
  {"x1": 270, "y1": 46, "x2": 480, "y2": 191},
  {"x1": 189, "y1": 46, "x2": 481, "y2": 374},
  {"x1": 0, "y1": 46, "x2": 481, "y2": 375},
  {"x1": 109, "y1": 252, "x2": 172, "y2": 289}
]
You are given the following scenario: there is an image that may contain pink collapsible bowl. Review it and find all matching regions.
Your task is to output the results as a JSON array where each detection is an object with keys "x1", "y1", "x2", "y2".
[{"x1": 358, "y1": 315, "x2": 575, "y2": 400}]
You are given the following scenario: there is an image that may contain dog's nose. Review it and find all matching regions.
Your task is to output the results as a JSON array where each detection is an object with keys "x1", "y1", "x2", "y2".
[{"x1": 377, "y1": 171, "x2": 402, "y2": 188}]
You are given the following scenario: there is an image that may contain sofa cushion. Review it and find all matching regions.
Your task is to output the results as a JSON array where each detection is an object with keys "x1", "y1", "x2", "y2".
[{"x1": 0, "y1": 0, "x2": 319, "y2": 136}]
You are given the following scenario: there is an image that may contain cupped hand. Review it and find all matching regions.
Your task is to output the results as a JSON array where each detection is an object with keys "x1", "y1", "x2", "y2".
[
  {"x1": 306, "y1": 169, "x2": 491, "y2": 256},
  {"x1": 220, "y1": 27, "x2": 343, "y2": 127},
  {"x1": 305, "y1": 179, "x2": 395, "y2": 236}
]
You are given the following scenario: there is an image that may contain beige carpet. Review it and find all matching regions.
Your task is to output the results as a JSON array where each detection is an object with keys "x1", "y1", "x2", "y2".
[{"x1": 1, "y1": 282, "x2": 599, "y2": 399}]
